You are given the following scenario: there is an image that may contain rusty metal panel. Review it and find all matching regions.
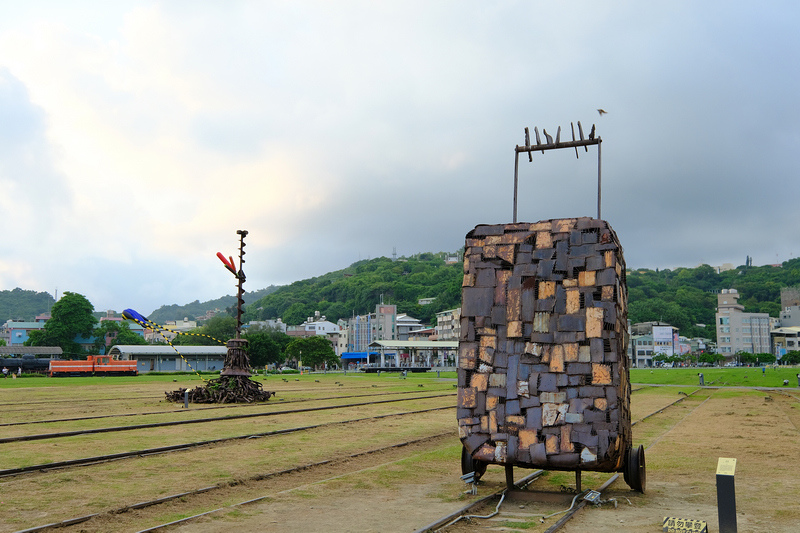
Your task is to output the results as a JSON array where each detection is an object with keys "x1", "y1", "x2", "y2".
[{"x1": 457, "y1": 217, "x2": 630, "y2": 473}]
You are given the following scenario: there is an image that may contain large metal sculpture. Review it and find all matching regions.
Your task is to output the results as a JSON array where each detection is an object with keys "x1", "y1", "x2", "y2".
[
  {"x1": 126, "y1": 230, "x2": 274, "y2": 403},
  {"x1": 457, "y1": 124, "x2": 645, "y2": 492}
]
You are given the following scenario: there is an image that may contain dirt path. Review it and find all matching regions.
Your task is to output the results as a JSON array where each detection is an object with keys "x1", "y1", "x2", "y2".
[{"x1": 158, "y1": 389, "x2": 800, "y2": 533}]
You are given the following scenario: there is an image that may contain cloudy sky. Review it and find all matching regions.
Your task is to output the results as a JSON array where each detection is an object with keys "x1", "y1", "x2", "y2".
[{"x1": 1, "y1": 1, "x2": 798, "y2": 316}]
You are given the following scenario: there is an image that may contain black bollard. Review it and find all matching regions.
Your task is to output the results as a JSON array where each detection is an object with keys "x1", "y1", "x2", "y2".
[{"x1": 716, "y1": 457, "x2": 737, "y2": 533}]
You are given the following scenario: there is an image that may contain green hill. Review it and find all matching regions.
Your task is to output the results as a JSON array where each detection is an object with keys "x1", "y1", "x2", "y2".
[
  {"x1": 243, "y1": 256, "x2": 800, "y2": 341},
  {"x1": 147, "y1": 285, "x2": 280, "y2": 324},
  {"x1": 243, "y1": 253, "x2": 463, "y2": 326},
  {"x1": 627, "y1": 258, "x2": 800, "y2": 340},
  {"x1": 4, "y1": 256, "x2": 799, "y2": 344},
  {"x1": 0, "y1": 288, "x2": 55, "y2": 323}
]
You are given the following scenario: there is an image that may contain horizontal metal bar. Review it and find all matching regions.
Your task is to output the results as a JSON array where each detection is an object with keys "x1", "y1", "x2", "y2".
[{"x1": 516, "y1": 137, "x2": 601, "y2": 153}]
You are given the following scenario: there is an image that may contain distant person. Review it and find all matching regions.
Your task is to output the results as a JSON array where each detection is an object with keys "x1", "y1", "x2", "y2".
[
  {"x1": 2, "y1": 367, "x2": 7, "y2": 378},
  {"x1": 17, "y1": 367, "x2": 22, "y2": 376}
]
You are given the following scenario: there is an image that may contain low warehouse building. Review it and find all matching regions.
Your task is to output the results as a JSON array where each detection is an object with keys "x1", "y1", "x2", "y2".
[{"x1": 108, "y1": 345, "x2": 227, "y2": 373}]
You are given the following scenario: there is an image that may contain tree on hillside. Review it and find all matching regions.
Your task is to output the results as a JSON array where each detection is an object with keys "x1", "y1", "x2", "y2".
[
  {"x1": 243, "y1": 255, "x2": 463, "y2": 326},
  {"x1": 0, "y1": 288, "x2": 55, "y2": 323},
  {"x1": 244, "y1": 331, "x2": 283, "y2": 367},
  {"x1": 284, "y1": 335, "x2": 337, "y2": 369},
  {"x1": 25, "y1": 292, "x2": 97, "y2": 358},
  {"x1": 282, "y1": 302, "x2": 311, "y2": 325},
  {"x1": 92, "y1": 321, "x2": 147, "y2": 353}
]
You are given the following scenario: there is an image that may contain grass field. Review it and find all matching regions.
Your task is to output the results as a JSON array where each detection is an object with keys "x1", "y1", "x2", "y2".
[
  {"x1": 630, "y1": 366, "x2": 800, "y2": 387},
  {"x1": 4, "y1": 366, "x2": 799, "y2": 389},
  {"x1": 2, "y1": 368, "x2": 800, "y2": 532}
]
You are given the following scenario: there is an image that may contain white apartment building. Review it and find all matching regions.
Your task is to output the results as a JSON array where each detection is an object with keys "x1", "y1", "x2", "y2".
[
  {"x1": 435, "y1": 308, "x2": 461, "y2": 341},
  {"x1": 715, "y1": 289, "x2": 771, "y2": 357}
]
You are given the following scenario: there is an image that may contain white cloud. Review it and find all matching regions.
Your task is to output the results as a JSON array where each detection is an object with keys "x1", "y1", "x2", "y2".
[{"x1": 0, "y1": 2, "x2": 798, "y2": 315}]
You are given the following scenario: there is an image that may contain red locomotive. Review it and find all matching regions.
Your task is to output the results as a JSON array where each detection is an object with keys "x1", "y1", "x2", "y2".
[{"x1": 49, "y1": 355, "x2": 138, "y2": 377}]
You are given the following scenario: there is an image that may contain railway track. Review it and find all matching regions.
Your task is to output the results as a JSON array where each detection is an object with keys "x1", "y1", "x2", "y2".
[
  {"x1": 11, "y1": 432, "x2": 457, "y2": 533},
  {"x1": 0, "y1": 405, "x2": 454, "y2": 479},
  {"x1": 0, "y1": 379, "x2": 437, "y2": 411},
  {"x1": 0, "y1": 393, "x2": 455, "y2": 478},
  {"x1": 6, "y1": 387, "x2": 706, "y2": 533},
  {"x1": 0, "y1": 389, "x2": 454, "y2": 430},
  {"x1": 414, "y1": 387, "x2": 711, "y2": 533}
]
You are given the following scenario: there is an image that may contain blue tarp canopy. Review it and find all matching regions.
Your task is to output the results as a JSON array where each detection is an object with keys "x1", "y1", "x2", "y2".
[{"x1": 341, "y1": 351, "x2": 394, "y2": 360}]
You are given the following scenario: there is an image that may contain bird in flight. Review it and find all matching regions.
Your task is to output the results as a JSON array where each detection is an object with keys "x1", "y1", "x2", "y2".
[{"x1": 597, "y1": 109, "x2": 607, "y2": 116}]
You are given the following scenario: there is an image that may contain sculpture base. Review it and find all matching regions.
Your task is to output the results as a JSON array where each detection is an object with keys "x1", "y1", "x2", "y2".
[{"x1": 221, "y1": 338, "x2": 251, "y2": 376}]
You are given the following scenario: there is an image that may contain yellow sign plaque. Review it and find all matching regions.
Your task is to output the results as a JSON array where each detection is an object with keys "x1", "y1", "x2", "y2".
[
  {"x1": 716, "y1": 457, "x2": 737, "y2": 476},
  {"x1": 662, "y1": 517, "x2": 708, "y2": 532}
]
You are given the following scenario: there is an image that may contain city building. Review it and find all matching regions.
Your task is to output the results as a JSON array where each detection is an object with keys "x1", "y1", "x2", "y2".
[
  {"x1": 628, "y1": 322, "x2": 679, "y2": 367},
  {"x1": 1, "y1": 320, "x2": 45, "y2": 346},
  {"x1": 245, "y1": 318, "x2": 287, "y2": 333},
  {"x1": 772, "y1": 327, "x2": 800, "y2": 359},
  {"x1": 715, "y1": 289, "x2": 771, "y2": 358},
  {"x1": 778, "y1": 306, "x2": 800, "y2": 328},
  {"x1": 396, "y1": 313, "x2": 423, "y2": 340},
  {"x1": 286, "y1": 311, "x2": 339, "y2": 338},
  {"x1": 435, "y1": 308, "x2": 461, "y2": 341},
  {"x1": 146, "y1": 318, "x2": 196, "y2": 343},
  {"x1": 347, "y1": 304, "x2": 398, "y2": 353}
]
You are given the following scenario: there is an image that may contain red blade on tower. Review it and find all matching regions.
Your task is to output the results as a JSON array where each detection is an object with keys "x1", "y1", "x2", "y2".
[{"x1": 216, "y1": 252, "x2": 237, "y2": 276}]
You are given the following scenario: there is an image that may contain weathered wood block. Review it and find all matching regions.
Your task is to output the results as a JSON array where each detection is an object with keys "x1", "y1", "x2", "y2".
[
  {"x1": 592, "y1": 364, "x2": 613, "y2": 385},
  {"x1": 506, "y1": 415, "x2": 525, "y2": 427},
  {"x1": 549, "y1": 345, "x2": 565, "y2": 372},
  {"x1": 539, "y1": 390, "x2": 566, "y2": 403},
  {"x1": 542, "y1": 402, "x2": 568, "y2": 426},
  {"x1": 458, "y1": 218, "x2": 630, "y2": 473},
  {"x1": 526, "y1": 406, "x2": 543, "y2": 429},
  {"x1": 488, "y1": 373, "x2": 506, "y2": 388},
  {"x1": 459, "y1": 387, "x2": 478, "y2": 409},
  {"x1": 470, "y1": 373, "x2": 489, "y2": 391},
  {"x1": 560, "y1": 425, "x2": 575, "y2": 452},
  {"x1": 545, "y1": 434, "x2": 560, "y2": 454},
  {"x1": 586, "y1": 307, "x2": 604, "y2": 337},
  {"x1": 519, "y1": 428, "x2": 538, "y2": 448}
]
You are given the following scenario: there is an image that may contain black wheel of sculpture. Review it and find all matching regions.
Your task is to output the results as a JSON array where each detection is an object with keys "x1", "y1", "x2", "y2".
[
  {"x1": 624, "y1": 444, "x2": 646, "y2": 493},
  {"x1": 461, "y1": 446, "x2": 488, "y2": 480}
]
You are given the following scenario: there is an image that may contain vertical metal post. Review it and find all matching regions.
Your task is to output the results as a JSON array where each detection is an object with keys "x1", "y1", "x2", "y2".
[
  {"x1": 505, "y1": 464, "x2": 514, "y2": 490},
  {"x1": 597, "y1": 139, "x2": 602, "y2": 220},
  {"x1": 183, "y1": 389, "x2": 189, "y2": 409},
  {"x1": 513, "y1": 151, "x2": 520, "y2": 223},
  {"x1": 235, "y1": 230, "x2": 248, "y2": 339}
]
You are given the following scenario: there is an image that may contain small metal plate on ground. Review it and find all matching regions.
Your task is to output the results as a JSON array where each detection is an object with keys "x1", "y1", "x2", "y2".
[{"x1": 583, "y1": 490, "x2": 601, "y2": 503}]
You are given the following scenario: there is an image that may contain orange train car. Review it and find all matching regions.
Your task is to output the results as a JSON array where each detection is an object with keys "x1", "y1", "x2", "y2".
[{"x1": 49, "y1": 355, "x2": 138, "y2": 377}]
